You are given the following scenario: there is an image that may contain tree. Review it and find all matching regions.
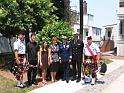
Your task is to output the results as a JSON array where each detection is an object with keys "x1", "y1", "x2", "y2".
[
  {"x1": 0, "y1": 0, "x2": 57, "y2": 51},
  {"x1": 51, "y1": 0, "x2": 70, "y2": 21},
  {"x1": 0, "y1": 0, "x2": 57, "y2": 37},
  {"x1": 37, "y1": 20, "x2": 74, "y2": 44}
]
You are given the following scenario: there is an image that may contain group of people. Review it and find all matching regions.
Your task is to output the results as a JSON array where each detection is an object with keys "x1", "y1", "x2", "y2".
[{"x1": 13, "y1": 31, "x2": 100, "y2": 88}]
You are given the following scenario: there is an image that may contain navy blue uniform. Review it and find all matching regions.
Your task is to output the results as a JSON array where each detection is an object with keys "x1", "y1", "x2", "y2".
[
  {"x1": 59, "y1": 43, "x2": 72, "y2": 82},
  {"x1": 70, "y1": 39, "x2": 84, "y2": 82}
]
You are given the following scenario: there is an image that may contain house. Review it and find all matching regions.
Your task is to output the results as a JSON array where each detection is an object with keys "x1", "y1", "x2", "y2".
[
  {"x1": 101, "y1": 24, "x2": 117, "y2": 52},
  {"x1": 117, "y1": 0, "x2": 124, "y2": 56},
  {"x1": 71, "y1": 1, "x2": 102, "y2": 46}
]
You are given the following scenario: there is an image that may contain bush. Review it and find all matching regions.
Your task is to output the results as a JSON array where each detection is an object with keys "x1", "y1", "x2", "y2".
[
  {"x1": 37, "y1": 20, "x2": 74, "y2": 44},
  {"x1": 100, "y1": 58, "x2": 113, "y2": 64}
]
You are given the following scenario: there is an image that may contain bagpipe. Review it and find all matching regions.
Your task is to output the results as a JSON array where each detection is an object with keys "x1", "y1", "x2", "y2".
[
  {"x1": 8, "y1": 59, "x2": 29, "y2": 75},
  {"x1": 83, "y1": 58, "x2": 107, "y2": 76}
]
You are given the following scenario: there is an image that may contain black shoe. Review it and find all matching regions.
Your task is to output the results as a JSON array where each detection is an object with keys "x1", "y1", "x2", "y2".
[
  {"x1": 82, "y1": 76, "x2": 85, "y2": 80},
  {"x1": 27, "y1": 82, "x2": 32, "y2": 87},
  {"x1": 91, "y1": 83, "x2": 95, "y2": 86},
  {"x1": 32, "y1": 81, "x2": 38, "y2": 85},
  {"x1": 71, "y1": 77, "x2": 76, "y2": 81},
  {"x1": 76, "y1": 78, "x2": 81, "y2": 83},
  {"x1": 62, "y1": 79, "x2": 65, "y2": 81},
  {"x1": 66, "y1": 80, "x2": 69, "y2": 83}
]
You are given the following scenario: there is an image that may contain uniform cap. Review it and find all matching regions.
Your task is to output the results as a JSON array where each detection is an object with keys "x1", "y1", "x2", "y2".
[
  {"x1": 62, "y1": 35, "x2": 67, "y2": 39},
  {"x1": 73, "y1": 32, "x2": 79, "y2": 35}
]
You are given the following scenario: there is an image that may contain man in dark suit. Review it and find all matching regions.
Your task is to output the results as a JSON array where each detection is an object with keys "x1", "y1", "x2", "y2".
[
  {"x1": 59, "y1": 35, "x2": 72, "y2": 83},
  {"x1": 70, "y1": 32, "x2": 84, "y2": 83}
]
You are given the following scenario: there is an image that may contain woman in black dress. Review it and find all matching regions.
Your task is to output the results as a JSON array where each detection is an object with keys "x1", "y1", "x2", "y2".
[{"x1": 39, "y1": 41, "x2": 50, "y2": 84}]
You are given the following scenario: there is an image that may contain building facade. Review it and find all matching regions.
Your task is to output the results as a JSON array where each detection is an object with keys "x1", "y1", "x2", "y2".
[
  {"x1": 103, "y1": 24, "x2": 118, "y2": 48},
  {"x1": 117, "y1": 0, "x2": 124, "y2": 56},
  {"x1": 71, "y1": 1, "x2": 102, "y2": 46}
]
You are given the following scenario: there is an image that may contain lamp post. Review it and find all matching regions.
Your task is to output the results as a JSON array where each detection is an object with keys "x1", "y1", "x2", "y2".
[{"x1": 80, "y1": 0, "x2": 83, "y2": 41}]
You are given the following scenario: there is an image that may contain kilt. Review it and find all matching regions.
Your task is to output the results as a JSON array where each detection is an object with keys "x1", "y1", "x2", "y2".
[
  {"x1": 83, "y1": 62, "x2": 98, "y2": 74},
  {"x1": 15, "y1": 54, "x2": 27, "y2": 80},
  {"x1": 83, "y1": 55, "x2": 98, "y2": 78}
]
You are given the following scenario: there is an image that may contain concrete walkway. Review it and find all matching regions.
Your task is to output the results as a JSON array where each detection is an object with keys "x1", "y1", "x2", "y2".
[
  {"x1": 29, "y1": 59, "x2": 124, "y2": 93},
  {"x1": 101, "y1": 73, "x2": 124, "y2": 93}
]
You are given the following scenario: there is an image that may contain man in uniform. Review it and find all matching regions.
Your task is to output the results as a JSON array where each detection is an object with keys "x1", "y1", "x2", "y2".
[
  {"x1": 83, "y1": 36, "x2": 100, "y2": 85},
  {"x1": 59, "y1": 35, "x2": 72, "y2": 83},
  {"x1": 26, "y1": 33, "x2": 39, "y2": 86},
  {"x1": 14, "y1": 31, "x2": 26, "y2": 88},
  {"x1": 70, "y1": 32, "x2": 84, "y2": 83}
]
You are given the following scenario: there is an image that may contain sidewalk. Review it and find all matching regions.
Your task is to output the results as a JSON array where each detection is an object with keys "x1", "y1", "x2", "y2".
[
  {"x1": 101, "y1": 73, "x2": 124, "y2": 93},
  {"x1": 29, "y1": 59, "x2": 124, "y2": 93}
]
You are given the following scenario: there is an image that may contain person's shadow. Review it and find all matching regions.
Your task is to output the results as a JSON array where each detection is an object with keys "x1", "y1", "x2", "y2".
[{"x1": 96, "y1": 80, "x2": 105, "y2": 84}]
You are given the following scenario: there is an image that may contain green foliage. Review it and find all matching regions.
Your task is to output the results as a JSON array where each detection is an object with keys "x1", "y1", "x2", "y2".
[
  {"x1": 0, "y1": 0, "x2": 57, "y2": 38},
  {"x1": 101, "y1": 58, "x2": 113, "y2": 64},
  {"x1": 37, "y1": 20, "x2": 74, "y2": 44}
]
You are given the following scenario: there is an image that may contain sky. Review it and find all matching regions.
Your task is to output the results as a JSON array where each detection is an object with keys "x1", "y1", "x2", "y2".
[{"x1": 70, "y1": 0, "x2": 117, "y2": 28}]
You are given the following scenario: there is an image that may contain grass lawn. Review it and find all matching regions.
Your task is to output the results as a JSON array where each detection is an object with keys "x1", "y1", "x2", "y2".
[
  {"x1": 101, "y1": 58, "x2": 113, "y2": 64},
  {"x1": 0, "y1": 75, "x2": 36, "y2": 93}
]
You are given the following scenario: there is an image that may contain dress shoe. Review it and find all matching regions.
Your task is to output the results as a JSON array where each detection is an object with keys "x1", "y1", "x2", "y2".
[
  {"x1": 82, "y1": 76, "x2": 85, "y2": 80},
  {"x1": 27, "y1": 82, "x2": 32, "y2": 87},
  {"x1": 62, "y1": 78, "x2": 65, "y2": 81},
  {"x1": 66, "y1": 80, "x2": 69, "y2": 83},
  {"x1": 71, "y1": 77, "x2": 76, "y2": 81},
  {"x1": 32, "y1": 81, "x2": 38, "y2": 85},
  {"x1": 76, "y1": 78, "x2": 81, "y2": 83}
]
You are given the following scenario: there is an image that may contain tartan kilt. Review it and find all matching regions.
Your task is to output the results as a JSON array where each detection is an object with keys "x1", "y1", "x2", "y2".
[
  {"x1": 83, "y1": 62, "x2": 98, "y2": 74},
  {"x1": 15, "y1": 54, "x2": 27, "y2": 80}
]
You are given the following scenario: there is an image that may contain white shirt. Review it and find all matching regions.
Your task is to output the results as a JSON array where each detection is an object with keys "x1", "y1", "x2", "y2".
[
  {"x1": 84, "y1": 42, "x2": 100, "y2": 56},
  {"x1": 14, "y1": 39, "x2": 26, "y2": 54}
]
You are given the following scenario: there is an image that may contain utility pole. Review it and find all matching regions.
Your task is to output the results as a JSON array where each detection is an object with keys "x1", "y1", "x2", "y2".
[{"x1": 80, "y1": 0, "x2": 83, "y2": 41}]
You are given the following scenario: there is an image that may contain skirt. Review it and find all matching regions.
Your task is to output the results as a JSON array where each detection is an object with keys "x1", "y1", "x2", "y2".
[{"x1": 50, "y1": 62, "x2": 60, "y2": 72}]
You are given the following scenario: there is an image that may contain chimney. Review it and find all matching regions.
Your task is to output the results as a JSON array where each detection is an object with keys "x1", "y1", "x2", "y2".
[{"x1": 83, "y1": 1, "x2": 87, "y2": 14}]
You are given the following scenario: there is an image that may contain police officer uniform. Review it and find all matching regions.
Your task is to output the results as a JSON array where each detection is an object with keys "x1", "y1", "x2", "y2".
[
  {"x1": 59, "y1": 36, "x2": 72, "y2": 83},
  {"x1": 70, "y1": 34, "x2": 84, "y2": 82}
]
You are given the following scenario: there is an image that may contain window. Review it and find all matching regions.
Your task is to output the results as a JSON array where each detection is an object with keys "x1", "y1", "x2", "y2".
[
  {"x1": 77, "y1": 29, "x2": 80, "y2": 33},
  {"x1": 93, "y1": 28, "x2": 101, "y2": 36},
  {"x1": 86, "y1": 31, "x2": 88, "y2": 36},
  {"x1": 84, "y1": 29, "x2": 88, "y2": 36},
  {"x1": 120, "y1": 0, "x2": 124, "y2": 7},
  {"x1": 120, "y1": 20, "x2": 124, "y2": 35},
  {"x1": 94, "y1": 41, "x2": 100, "y2": 46}
]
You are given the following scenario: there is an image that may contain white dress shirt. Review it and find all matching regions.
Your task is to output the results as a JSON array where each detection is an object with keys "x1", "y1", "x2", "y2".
[
  {"x1": 84, "y1": 42, "x2": 100, "y2": 56},
  {"x1": 14, "y1": 39, "x2": 26, "y2": 54}
]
